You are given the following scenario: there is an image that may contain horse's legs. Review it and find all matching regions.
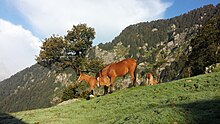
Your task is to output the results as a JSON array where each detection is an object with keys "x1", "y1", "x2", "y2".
[
  {"x1": 109, "y1": 77, "x2": 116, "y2": 93},
  {"x1": 103, "y1": 86, "x2": 108, "y2": 95},
  {"x1": 90, "y1": 90, "x2": 94, "y2": 95},
  {"x1": 89, "y1": 85, "x2": 95, "y2": 96},
  {"x1": 109, "y1": 84, "x2": 113, "y2": 94},
  {"x1": 129, "y1": 70, "x2": 136, "y2": 86},
  {"x1": 122, "y1": 75, "x2": 126, "y2": 84},
  {"x1": 146, "y1": 78, "x2": 149, "y2": 85}
]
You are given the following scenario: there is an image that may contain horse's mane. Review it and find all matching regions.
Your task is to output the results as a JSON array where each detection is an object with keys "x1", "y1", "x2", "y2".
[
  {"x1": 96, "y1": 63, "x2": 113, "y2": 78},
  {"x1": 95, "y1": 71, "x2": 100, "y2": 78}
]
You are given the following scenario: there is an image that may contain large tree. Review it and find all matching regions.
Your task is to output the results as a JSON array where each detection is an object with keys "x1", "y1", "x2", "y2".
[
  {"x1": 36, "y1": 35, "x2": 67, "y2": 68},
  {"x1": 187, "y1": 12, "x2": 220, "y2": 76},
  {"x1": 36, "y1": 24, "x2": 102, "y2": 74}
]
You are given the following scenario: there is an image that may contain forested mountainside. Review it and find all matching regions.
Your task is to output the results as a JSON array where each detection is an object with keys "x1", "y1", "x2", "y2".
[
  {"x1": 0, "y1": 64, "x2": 77, "y2": 112},
  {"x1": 92, "y1": 4, "x2": 220, "y2": 82},
  {"x1": 98, "y1": 4, "x2": 216, "y2": 51},
  {"x1": 0, "y1": 3, "x2": 220, "y2": 113}
]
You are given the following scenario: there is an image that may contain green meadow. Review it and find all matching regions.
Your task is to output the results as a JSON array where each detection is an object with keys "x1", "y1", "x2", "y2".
[{"x1": 6, "y1": 71, "x2": 220, "y2": 124}]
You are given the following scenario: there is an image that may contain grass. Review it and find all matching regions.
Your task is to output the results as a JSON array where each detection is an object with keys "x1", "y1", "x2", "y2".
[{"x1": 2, "y1": 72, "x2": 220, "y2": 124}]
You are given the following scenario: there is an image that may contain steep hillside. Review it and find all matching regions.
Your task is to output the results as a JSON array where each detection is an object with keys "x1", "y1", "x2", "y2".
[
  {"x1": 0, "y1": 64, "x2": 77, "y2": 113},
  {"x1": 6, "y1": 71, "x2": 220, "y2": 124},
  {"x1": 0, "y1": 3, "x2": 219, "y2": 113},
  {"x1": 92, "y1": 4, "x2": 220, "y2": 82},
  {"x1": 98, "y1": 4, "x2": 216, "y2": 51}
]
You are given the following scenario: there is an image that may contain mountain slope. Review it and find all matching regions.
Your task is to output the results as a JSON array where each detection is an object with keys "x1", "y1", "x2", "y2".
[
  {"x1": 98, "y1": 4, "x2": 217, "y2": 51},
  {"x1": 0, "y1": 64, "x2": 76, "y2": 113},
  {"x1": 93, "y1": 4, "x2": 220, "y2": 82},
  {"x1": 9, "y1": 71, "x2": 220, "y2": 124},
  {"x1": 0, "y1": 3, "x2": 220, "y2": 113}
]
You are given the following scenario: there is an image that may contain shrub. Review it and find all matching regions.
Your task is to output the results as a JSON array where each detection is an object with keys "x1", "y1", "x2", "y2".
[{"x1": 61, "y1": 83, "x2": 89, "y2": 101}]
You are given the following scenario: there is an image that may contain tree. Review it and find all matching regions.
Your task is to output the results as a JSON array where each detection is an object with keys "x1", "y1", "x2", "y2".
[
  {"x1": 188, "y1": 12, "x2": 220, "y2": 76},
  {"x1": 36, "y1": 35, "x2": 67, "y2": 68},
  {"x1": 64, "y1": 24, "x2": 96, "y2": 74},
  {"x1": 36, "y1": 24, "x2": 101, "y2": 74}
]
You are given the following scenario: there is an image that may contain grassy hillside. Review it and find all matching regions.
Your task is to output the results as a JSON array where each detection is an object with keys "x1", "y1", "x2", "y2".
[
  {"x1": 1, "y1": 3, "x2": 219, "y2": 113},
  {"x1": 4, "y1": 71, "x2": 219, "y2": 124}
]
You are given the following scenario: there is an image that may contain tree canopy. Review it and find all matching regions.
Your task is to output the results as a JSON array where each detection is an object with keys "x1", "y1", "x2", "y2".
[{"x1": 36, "y1": 24, "x2": 103, "y2": 74}]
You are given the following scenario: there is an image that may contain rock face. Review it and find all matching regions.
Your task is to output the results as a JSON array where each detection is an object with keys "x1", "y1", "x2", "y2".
[
  {"x1": 94, "y1": 46, "x2": 115, "y2": 64},
  {"x1": 57, "y1": 99, "x2": 80, "y2": 106}
]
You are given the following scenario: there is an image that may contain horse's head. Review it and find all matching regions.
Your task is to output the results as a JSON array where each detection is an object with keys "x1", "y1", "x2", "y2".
[
  {"x1": 77, "y1": 73, "x2": 83, "y2": 82},
  {"x1": 146, "y1": 73, "x2": 153, "y2": 79}
]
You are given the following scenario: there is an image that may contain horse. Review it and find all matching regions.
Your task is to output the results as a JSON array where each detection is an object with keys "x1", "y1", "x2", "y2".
[
  {"x1": 77, "y1": 73, "x2": 99, "y2": 96},
  {"x1": 77, "y1": 73, "x2": 110, "y2": 96},
  {"x1": 97, "y1": 58, "x2": 137, "y2": 93},
  {"x1": 146, "y1": 72, "x2": 158, "y2": 85}
]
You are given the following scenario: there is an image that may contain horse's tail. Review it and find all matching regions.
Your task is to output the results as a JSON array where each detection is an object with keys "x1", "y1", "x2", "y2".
[
  {"x1": 136, "y1": 56, "x2": 142, "y2": 65},
  {"x1": 134, "y1": 56, "x2": 142, "y2": 86},
  {"x1": 134, "y1": 65, "x2": 137, "y2": 86},
  {"x1": 133, "y1": 59, "x2": 138, "y2": 86}
]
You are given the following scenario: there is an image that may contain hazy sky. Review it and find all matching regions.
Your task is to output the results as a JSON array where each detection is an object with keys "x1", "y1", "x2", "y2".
[{"x1": 0, "y1": 0, "x2": 219, "y2": 81}]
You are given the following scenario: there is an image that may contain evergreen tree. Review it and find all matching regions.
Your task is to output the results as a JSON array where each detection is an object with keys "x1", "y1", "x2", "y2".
[
  {"x1": 36, "y1": 35, "x2": 66, "y2": 68},
  {"x1": 65, "y1": 24, "x2": 95, "y2": 74},
  {"x1": 188, "y1": 12, "x2": 220, "y2": 75},
  {"x1": 36, "y1": 24, "x2": 102, "y2": 74}
]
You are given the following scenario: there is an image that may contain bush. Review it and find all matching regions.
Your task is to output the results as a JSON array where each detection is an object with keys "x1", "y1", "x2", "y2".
[{"x1": 61, "y1": 83, "x2": 90, "y2": 101}]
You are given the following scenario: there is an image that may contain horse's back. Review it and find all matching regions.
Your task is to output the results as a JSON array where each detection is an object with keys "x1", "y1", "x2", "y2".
[
  {"x1": 108, "y1": 58, "x2": 137, "y2": 77},
  {"x1": 102, "y1": 64, "x2": 112, "y2": 75},
  {"x1": 121, "y1": 58, "x2": 136, "y2": 64},
  {"x1": 113, "y1": 58, "x2": 136, "y2": 68},
  {"x1": 125, "y1": 58, "x2": 137, "y2": 68},
  {"x1": 153, "y1": 79, "x2": 159, "y2": 85},
  {"x1": 89, "y1": 77, "x2": 98, "y2": 87}
]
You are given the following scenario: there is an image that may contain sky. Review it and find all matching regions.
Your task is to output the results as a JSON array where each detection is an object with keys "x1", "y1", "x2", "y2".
[{"x1": 0, "y1": 0, "x2": 219, "y2": 81}]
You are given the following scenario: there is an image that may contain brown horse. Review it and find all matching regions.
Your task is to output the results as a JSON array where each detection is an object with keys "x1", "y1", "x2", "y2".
[
  {"x1": 77, "y1": 73, "x2": 110, "y2": 95},
  {"x1": 97, "y1": 58, "x2": 137, "y2": 93},
  {"x1": 146, "y1": 73, "x2": 158, "y2": 85},
  {"x1": 77, "y1": 73, "x2": 99, "y2": 96}
]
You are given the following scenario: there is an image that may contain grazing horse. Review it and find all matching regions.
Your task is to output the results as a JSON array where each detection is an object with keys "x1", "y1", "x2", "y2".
[
  {"x1": 97, "y1": 58, "x2": 137, "y2": 93},
  {"x1": 77, "y1": 73, "x2": 110, "y2": 95},
  {"x1": 77, "y1": 73, "x2": 99, "y2": 96},
  {"x1": 146, "y1": 73, "x2": 158, "y2": 85}
]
